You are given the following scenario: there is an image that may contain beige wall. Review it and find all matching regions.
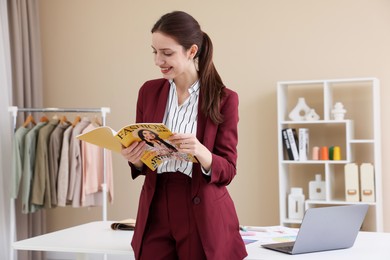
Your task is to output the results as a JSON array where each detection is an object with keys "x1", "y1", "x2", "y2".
[{"x1": 38, "y1": 0, "x2": 390, "y2": 232}]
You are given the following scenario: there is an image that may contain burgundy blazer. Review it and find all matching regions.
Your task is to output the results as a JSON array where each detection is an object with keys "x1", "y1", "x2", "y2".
[{"x1": 130, "y1": 79, "x2": 247, "y2": 259}]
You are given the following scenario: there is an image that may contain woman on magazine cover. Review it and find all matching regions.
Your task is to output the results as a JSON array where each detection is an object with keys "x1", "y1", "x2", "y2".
[
  {"x1": 137, "y1": 129, "x2": 178, "y2": 154},
  {"x1": 121, "y1": 11, "x2": 247, "y2": 260}
]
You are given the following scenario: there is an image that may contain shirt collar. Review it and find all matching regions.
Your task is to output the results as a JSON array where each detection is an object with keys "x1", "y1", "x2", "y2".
[{"x1": 169, "y1": 79, "x2": 200, "y2": 95}]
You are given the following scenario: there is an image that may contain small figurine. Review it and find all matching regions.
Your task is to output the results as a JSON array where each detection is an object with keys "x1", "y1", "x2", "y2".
[
  {"x1": 331, "y1": 102, "x2": 347, "y2": 120},
  {"x1": 305, "y1": 108, "x2": 320, "y2": 121},
  {"x1": 288, "y1": 97, "x2": 311, "y2": 121}
]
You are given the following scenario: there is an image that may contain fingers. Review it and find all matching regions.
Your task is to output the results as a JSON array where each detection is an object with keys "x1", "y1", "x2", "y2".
[
  {"x1": 173, "y1": 140, "x2": 190, "y2": 150},
  {"x1": 121, "y1": 141, "x2": 146, "y2": 163},
  {"x1": 169, "y1": 133, "x2": 193, "y2": 147},
  {"x1": 169, "y1": 134, "x2": 199, "y2": 156}
]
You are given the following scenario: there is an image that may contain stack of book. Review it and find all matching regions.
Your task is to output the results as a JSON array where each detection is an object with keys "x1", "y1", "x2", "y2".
[{"x1": 282, "y1": 128, "x2": 309, "y2": 161}]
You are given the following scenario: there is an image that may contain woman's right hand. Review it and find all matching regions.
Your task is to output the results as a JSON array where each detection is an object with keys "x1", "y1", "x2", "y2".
[{"x1": 121, "y1": 141, "x2": 146, "y2": 168}]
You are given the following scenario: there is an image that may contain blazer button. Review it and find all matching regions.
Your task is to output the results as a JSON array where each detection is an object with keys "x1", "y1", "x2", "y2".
[{"x1": 193, "y1": 197, "x2": 201, "y2": 205}]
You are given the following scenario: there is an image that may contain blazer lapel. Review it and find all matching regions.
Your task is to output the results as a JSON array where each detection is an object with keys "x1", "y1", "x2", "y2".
[
  {"x1": 196, "y1": 87, "x2": 206, "y2": 144},
  {"x1": 153, "y1": 80, "x2": 171, "y2": 122},
  {"x1": 196, "y1": 87, "x2": 216, "y2": 150}
]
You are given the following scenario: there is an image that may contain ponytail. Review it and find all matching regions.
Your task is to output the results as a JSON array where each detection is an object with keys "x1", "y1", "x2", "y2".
[{"x1": 198, "y1": 32, "x2": 225, "y2": 124}]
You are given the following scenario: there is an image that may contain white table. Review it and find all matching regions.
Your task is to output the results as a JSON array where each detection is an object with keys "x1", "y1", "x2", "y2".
[
  {"x1": 13, "y1": 221, "x2": 133, "y2": 260},
  {"x1": 13, "y1": 221, "x2": 390, "y2": 260}
]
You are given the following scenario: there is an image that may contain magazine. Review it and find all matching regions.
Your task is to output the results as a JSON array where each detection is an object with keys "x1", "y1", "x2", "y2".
[
  {"x1": 76, "y1": 123, "x2": 197, "y2": 171},
  {"x1": 110, "y1": 218, "x2": 136, "y2": 231}
]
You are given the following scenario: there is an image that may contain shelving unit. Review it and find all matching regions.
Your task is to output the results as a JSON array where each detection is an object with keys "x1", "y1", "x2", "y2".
[{"x1": 276, "y1": 78, "x2": 382, "y2": 231}]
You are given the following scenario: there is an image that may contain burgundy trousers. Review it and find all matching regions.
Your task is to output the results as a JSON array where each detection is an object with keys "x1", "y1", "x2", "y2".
[{"x1": 139, "y1": 172, "x2": 206, "y2": 260}]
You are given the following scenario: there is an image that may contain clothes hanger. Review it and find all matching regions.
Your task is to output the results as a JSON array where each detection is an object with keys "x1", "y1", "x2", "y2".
[
  {"x1": 72, "y1": 116, "x2": 81, "y2": 127},
  {"x1": 60, "y1": 115, "x2": 71, "y2": 125},
  {"x1": 23, "y1": 114, "x2": 36, "y2": 127},
  {"x1": 92, "y1": 115, "x2": 102, "y2": 127},
  {"x1": 40, "y1": 115, "x2": 49, "y2": 122}
]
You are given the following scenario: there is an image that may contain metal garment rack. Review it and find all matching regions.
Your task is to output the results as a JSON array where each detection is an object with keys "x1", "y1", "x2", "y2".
[{"x1": 8, "y1": 106, "x2": 111, "y2": 220}]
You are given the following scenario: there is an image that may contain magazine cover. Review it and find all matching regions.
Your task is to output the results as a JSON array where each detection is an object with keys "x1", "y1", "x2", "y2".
[{"x1": 77, "y1": 123, "x2": 197, "y2": 171}]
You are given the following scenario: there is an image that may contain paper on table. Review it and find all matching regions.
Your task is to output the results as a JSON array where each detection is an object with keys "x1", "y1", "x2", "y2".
[
  {"x1": 240, "y1": 226, "x2": 298, "y2": 244},
  {"x1": 110, "y1": 218, "x2": 136, "y2": 231}
]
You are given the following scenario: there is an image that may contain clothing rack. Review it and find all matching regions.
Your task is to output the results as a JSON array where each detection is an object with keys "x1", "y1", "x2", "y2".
[{"x1": 8, "y1": 106, "x2": 111, "y2": 220}]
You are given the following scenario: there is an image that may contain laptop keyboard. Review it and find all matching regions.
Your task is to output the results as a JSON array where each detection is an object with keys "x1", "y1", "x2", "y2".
[{"x1": 276, "y1": 245, "x2": 293, "y2": 253}]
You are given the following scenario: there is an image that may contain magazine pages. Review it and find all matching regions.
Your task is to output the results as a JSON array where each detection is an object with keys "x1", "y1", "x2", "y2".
[{"x1": 77, "y1": 123, "x2": 197, "y2": 171}]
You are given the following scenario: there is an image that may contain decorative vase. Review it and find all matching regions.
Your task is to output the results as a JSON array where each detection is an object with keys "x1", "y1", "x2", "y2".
[
  {"x1": 288, "y1": 97, "x2": 311, "y2": 121},
  {"x1": 288, "y1": 187, "x2": 305, "y2": 220},
  {"x1": 309, "y1": 174, "x2": 326, "y2": 200}
]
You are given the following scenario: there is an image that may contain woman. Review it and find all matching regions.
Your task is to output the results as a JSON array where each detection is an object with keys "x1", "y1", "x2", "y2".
[
  {"x1": 137, "y1": 129, "x2": 178, "y2": 154},
  {"x1": 121, "y1": 11, "x2": 247, "y2": 260}
]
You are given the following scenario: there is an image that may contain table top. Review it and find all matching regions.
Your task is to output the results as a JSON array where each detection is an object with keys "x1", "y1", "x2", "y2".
[
  {"x1": 12, "y1": 221, "x2": 390, "y2": 259},
  {"x1": 13, "y1": 221, "x2": 133, "y2": 256}
]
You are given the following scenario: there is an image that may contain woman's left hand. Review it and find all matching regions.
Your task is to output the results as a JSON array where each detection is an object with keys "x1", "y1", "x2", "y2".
[
  {"x1": 169, "y1": 133, "x2": 212, "y2": 170},
  {"x1": 168, "y1": 133, "x2": 200, "y2": 155}
]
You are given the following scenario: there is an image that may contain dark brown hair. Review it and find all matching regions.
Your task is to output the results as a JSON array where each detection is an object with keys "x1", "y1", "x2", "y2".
[{"x1": 152, "y1": 11, "x2": 224, "y2": 124}]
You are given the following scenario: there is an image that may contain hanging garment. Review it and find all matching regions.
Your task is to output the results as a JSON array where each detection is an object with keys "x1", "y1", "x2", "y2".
[
  {"x1": 11, "y1": 126, "x2": 30, "y2": 199},
  {"x1": 68, "y1": 117, "x2": 91, "y2": 207},
  {"x1": 56, "y1": 124, "x2": 74, "y2": 207},
  {"x1": 48, "y1": 121, "x2": 71, "y2": 207},
  {"x1": 21, "y1": 122, "x2": 47, "y2": 213},
  {"x1": 80, "y1": 123, "x2": 114, "y2": 207},
  {"x1": 31, "y1": 119, "x2": 59, "y2": 208}
]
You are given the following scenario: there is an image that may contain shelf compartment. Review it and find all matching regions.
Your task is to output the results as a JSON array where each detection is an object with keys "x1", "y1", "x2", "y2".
[{"x1": 280, "y1": 122, "x2": 349, "y2": 161}]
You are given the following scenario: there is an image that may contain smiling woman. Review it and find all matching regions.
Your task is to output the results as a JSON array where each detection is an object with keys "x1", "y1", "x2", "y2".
[
  {"x1": 151, "y1": 32, "x2": 192, "y2": 80},
  {"x1": 119, "y1": 10, "x2": 247, "y2": 260}
]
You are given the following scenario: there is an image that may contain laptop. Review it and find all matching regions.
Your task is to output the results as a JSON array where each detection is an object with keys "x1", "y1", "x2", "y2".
[{"x1": 261, "y1": 204, "x2": 369, "y2": 255}]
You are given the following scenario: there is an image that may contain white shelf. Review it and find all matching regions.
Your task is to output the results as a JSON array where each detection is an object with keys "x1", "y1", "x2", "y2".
[
  {"x1": 305, "y1": 200, "x2": 377, "y2": 206},
  {"x1": 349, "y1": 139, "x2": 375, "y2": 144},
  {"x1": 277, "y1": 77, "x2": 382, "y2": 232},
  {"x1": 281, "y1": 160, "x2": 349, "y2": 164},
  {"x1": 280, "y1": 120, "x2": 350, "y2": 124}
]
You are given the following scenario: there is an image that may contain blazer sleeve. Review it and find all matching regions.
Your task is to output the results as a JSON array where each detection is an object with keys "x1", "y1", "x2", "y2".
[
  {"x1": 208, "y1": 89, "x2": 239, "y2": 186},
  {"x1": 129, "y1": 82, "x2": 148, "y2": 179},
  {"x1": 129, "y1": 79, "x2": 168, "y2": 179}
]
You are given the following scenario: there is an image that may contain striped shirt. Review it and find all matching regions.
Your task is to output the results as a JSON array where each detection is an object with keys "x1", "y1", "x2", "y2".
[{"x1": 157, "y1": 80, "x2": 200, "y2": 177}]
